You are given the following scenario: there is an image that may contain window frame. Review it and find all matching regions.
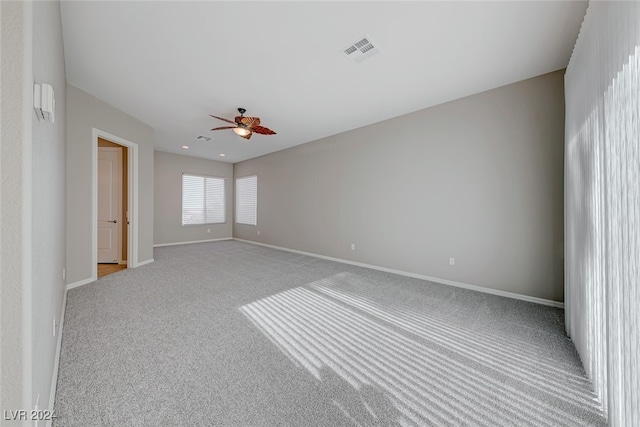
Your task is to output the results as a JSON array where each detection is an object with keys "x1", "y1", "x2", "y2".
[
  {"x1": 181, "y1": 173, "x2": 226, "y2": 226},
  {"x1": 235, "y1": 175, "x2": 257, "y2": 226}
]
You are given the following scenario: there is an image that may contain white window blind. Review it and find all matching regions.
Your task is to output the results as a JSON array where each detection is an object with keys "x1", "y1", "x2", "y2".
[
  {"x1": 236, "y1": 175, "x2": 257, "y2": 225},
  {"x1": 182, "y1": 174, "x2": 225, "y2": 225},
  {"x1": 565, "y1": 3, "x2": 640, "y2": 426}
]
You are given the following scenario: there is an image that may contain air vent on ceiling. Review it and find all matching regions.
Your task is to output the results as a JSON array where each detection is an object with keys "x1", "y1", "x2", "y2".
[
  {"x1": 342, "y1": 35, "x2": 380, "y2": 64},
  {"x1": 196, "y1": 135, "x2": 212, "y2": 142}
]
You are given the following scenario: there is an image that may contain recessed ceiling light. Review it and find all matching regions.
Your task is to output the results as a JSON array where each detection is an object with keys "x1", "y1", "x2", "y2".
[
  {"x1": 219, "y1": 153, "x2": 226, "y2": 157},
  {"x1": 182, "y1": 145, "x2": 189, "y2": 149}
]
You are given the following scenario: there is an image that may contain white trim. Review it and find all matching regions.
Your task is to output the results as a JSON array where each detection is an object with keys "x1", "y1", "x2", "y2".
[
  {"x1": 65, "y1": 260, "x2": 148, "y2": 291},
  {"x1": 130, "y1": 140, "x2": 139, "y2": 267},
  {"x1": 234, "y1": 239, "x2": 565, "y2": 308},
  {"x1": 153, "y1": 237, "x2": 233, "y2": 248},
  {"x1": 92, "y1": 129, "x2": 139, "y2": 280},
  {"x1": 47, "y1": 289, "x2": 67, "y2": 427},
  {"x1": 136, "y1": 258, "x2": 154, "y2": 267},
  {"x1": 65, "y1": 277, "x2": 95, "y2": 291},
  {"x1": 91, "y1": 131, "x2": 97, "y2": 282}
]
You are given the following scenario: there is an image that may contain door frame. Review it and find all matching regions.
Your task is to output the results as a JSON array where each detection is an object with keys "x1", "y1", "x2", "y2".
[{"x1": 92, "y1": 128, "x2": 139, "y2": 281}]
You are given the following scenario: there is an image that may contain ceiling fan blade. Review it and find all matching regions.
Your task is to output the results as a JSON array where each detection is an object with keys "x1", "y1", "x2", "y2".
[
  {"x1": 210, "y1": 115, "x2": 236, "y2": 125},
  {"x1": 237, "y1": 116, "x2": 259, "y2": 128},
  {"x1": 211, "y1": 126, "x2": 236, "y2": 131},
  {"x1": 252, "y1": 125, "x2": 276, "y2": 135}
]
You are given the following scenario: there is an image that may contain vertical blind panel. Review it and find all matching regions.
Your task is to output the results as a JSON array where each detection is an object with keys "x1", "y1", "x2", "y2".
[
  {"x1": 565, "y1": 2, "x2": 640, "y2": 426},
  {"x1": 182, "y1": 174, "x2": 225, "y2": 225},
  {"x1": 236, "y1": 175, "x2": 257, "y2": 225}
]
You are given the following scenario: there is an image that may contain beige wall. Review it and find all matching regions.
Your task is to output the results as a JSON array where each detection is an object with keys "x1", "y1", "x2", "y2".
[
  {"x1": 1, "y1": 0, "x2": 29, "y2": 412},
  {"x1": 31, "y1": 0, "x2": 68, "y2": 412},
  {"x1": 234, "y1": 70, "x2": 565, "y2": 302},
  {"x1": 66, "y1": 84, "x2": 154, "y2": 285},
  {"x1": 154, "y1": 151, "x2": 233, "y2": 245},
  {"x1": 1, "y1": 0, "x2": 67, "y2": 414}
]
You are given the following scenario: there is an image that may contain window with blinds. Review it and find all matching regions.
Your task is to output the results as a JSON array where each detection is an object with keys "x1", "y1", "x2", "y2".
[
  {"x1": 565, "y1": 3, "x2": 640, "y2": 425},
  {"x1": 182, "y1": 174, "x2": 225, "y2": 225},
  {"x1": 236, "y1": 175, "x2": 257, "y2": 225}
]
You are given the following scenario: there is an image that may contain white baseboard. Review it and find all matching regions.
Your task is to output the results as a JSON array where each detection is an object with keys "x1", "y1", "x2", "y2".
[
  {"x1": 153, "y1": 237, "x2": 233, "y2": 248},
  {"x1": 65, "y1": 276, "x2": 95, "y2": 291},
  {"x1": 47, "y1": 288, "x2": 67, "y2": 426},
  {"x1": 65, "y1": 258, "x2": 154, "y2": 292},
  {"x1": 233, "y1": 238, "x2": 564, "y2": 308},
  {"x1": 136, "y1": 258, "x2": 154, "y2": 267}
]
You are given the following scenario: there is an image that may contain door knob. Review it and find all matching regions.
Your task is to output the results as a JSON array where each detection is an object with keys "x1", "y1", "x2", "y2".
[{"x1": 109, "y1": 220, "x2": 117, "y2": 223}]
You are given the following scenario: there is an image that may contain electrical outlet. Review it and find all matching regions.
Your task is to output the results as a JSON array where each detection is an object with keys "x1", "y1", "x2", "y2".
[
  {"x1": 351, "y1": 243, "x2": 356, "y2": 251},
  {"x1": 257, "y1": 230, "x2": 260, "y2": 235},
  {"x1": 449, "y1": 257, "x2": 455, "y2": 266},
  {"x1": 207, "y1": 228, "x2": 211, "y2": 233}
]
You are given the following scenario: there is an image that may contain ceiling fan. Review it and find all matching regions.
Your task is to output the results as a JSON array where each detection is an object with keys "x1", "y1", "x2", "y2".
[{"x1": 210, "y1": 108, "x2": 276, "y2": 140}]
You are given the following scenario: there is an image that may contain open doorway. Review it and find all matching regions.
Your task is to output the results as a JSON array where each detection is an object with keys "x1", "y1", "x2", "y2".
[
  {"x1": 92, "y1": 128, "x2": 139, "y2": 281},
  {"x1": 97, "y1": 138, "x2": 128, "y2": 277}
]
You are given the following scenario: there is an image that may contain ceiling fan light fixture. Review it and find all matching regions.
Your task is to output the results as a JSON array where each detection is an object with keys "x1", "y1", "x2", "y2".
[
  {"x1": 233, "y1": 127, "x2": 251, "y2": 137},
  {"x1": 210, "y1": 108, "x2": 275, "y2": 139}
]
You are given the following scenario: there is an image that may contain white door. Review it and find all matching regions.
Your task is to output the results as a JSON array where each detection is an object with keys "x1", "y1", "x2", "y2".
[{"x1": 98, "y1": 147, "x2": 122, "y2": 263}]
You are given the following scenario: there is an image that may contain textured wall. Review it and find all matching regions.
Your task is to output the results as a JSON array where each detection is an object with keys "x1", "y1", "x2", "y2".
[
  {"x1": 0, "y1": 0, "x2": 28, "y2": 413},
  {"x1": 66, "y1": 84, "x2": 154, "y2": 285},
  {"x1": 154, "y1": 151, "x2": 233, "y2": 245},
  {"x1": 31, "y1": 0, "x2": 67, "y2": 413},
  {"x1": 234, "y1": 71, "x2": 565, "y2": 302}
]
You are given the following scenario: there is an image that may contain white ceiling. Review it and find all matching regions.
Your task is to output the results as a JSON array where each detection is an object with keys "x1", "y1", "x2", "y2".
[{"x1": 60, "y1": 1, "x2": 587, "y2": 164}]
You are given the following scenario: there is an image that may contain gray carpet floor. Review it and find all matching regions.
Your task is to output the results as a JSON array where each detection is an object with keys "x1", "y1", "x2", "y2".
[{"x1": 54, "y1": 240, "x2": 606, "y2": 426}]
